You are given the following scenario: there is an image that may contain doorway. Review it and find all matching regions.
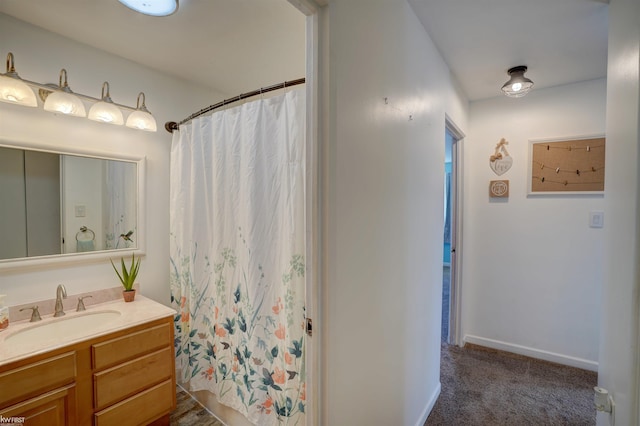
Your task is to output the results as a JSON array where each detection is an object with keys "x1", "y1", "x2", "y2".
[{"x1": 442, "y1": 119, "x2": 463, "y2": 344}]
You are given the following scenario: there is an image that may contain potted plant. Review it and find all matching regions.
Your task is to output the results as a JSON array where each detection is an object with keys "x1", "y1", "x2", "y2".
[{"x1": 110, "y1": 253, "x2": 141, "y2": 302}]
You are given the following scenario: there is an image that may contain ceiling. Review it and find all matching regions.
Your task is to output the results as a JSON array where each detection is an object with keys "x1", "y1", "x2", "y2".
[
  {"x1": 0, "y1": 0, "x2": 608, "y2": 102},
  {"x1": 0, "y1": 0, "x2": 307, "y2": 97},
  {"x1": 408, "y1": 0, "x2": 609, "y2": 101}
]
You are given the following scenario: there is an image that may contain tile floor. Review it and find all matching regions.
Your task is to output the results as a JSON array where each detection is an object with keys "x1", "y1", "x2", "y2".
[{"x1": 170, "y1": 386, "x2": 223, "y2": 426}]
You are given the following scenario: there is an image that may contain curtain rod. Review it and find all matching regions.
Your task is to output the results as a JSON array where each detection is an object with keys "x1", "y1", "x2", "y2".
[{"x1": 164, "y1": 77, "x2": 305, "y2": 133}]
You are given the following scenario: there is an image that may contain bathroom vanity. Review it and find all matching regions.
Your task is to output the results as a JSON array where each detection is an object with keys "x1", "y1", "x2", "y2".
[{"x1": 0, "y1": 296, "x2": 176, "y2": 425}]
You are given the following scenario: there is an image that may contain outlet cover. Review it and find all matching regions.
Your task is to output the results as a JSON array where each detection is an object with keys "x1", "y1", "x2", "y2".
[
  {"x1": 75, "y1": 205, "x2": 86, "y2": 218},
  {"x1": 589, "y1": 211, "x2": 604, "y2": 228}
]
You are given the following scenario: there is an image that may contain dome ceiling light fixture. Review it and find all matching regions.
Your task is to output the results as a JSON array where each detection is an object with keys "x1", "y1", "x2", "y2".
[
  {"x1": 118, "y1": 0, "x2": 179, "y2": 16},
  {"x1": 501, "y1": 65, "x2": 534, "y2": 98}
]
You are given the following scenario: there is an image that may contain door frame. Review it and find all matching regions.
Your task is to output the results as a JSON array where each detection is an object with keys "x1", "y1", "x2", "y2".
[
  {"x1": 445, "y1": 115, "x2": 465, "y2": 346},
  {"x1": 304, "y1": 8, "x2": 321, "y2": 426},
  {"x1": 286, "y1": 1, "x2": 325, "y2": 425}
]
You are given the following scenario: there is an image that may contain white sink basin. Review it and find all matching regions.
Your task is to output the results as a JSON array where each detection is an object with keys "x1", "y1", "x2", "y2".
[{"x1": 5, "y1": 310, "x2": 122, "y2": 345}]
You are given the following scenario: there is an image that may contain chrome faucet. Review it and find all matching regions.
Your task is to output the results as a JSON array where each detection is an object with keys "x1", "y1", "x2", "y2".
[{"x1": 54, "y1": 284, "x2": 67, "y2": 317}]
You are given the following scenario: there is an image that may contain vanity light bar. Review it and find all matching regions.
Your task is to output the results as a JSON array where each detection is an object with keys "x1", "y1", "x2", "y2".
[{"x1": 0, "y1": 52, "x2": 157, "y2": 132}]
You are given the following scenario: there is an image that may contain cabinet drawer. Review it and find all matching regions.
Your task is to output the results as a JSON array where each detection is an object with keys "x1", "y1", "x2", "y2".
[
  {"x1": 0, "y1": 352, "x2": 76, "y2": 406},
  {"x1": 93, "y1": 347, "x2": 173, "y2": 411},
  {"x1": 91, "y1": 322, "x2": 171, "y2": 370},
  {"x1": 94, "y1": 379, "x2": 174, "y2": 426}
]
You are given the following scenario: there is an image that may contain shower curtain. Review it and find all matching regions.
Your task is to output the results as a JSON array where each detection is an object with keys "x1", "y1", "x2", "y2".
[
  {"x1": 104, "y1": 160, "x2": 137, "y2": 250},
  {"x1": 170, "y1": 88, "x2": 307, "y2": 425}
]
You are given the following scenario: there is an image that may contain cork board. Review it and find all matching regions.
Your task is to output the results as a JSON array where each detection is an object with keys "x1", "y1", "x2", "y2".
[{"x1": 528, "y1": 136, "x2": 605, "y2": 195}]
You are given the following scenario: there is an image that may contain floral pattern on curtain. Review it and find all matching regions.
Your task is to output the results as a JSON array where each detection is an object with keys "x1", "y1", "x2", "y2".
[{"x1": 170, "y1": 88, "x2": 306, "y2": 426}]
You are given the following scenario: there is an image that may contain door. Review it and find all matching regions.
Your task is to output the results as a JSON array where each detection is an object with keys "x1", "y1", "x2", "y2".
[
  {"x1": 443, "y1": 118, "x2": 464, "y2": 345},
  {"x1": 24, "y1": 150, "x2": 61, "y2": 257}
]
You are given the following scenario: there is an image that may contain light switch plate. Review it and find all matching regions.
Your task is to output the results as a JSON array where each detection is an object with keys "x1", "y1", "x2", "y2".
[
  {"x1": 75, "y1": 205, "x2": 86, "y2": 217},
  {"x1": 589, "y1": 211, "x2": 604, "y2": 228}
]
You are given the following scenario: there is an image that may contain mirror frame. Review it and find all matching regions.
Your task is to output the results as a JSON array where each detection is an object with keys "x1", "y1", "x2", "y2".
[{"x1": 0, "y1": 140, "x2": 146, "y2": 271}]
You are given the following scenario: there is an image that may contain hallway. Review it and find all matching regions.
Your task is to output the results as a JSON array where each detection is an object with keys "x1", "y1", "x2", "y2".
[{"x1": 426, "y1": 344, "x2": 596, "y2": 425}]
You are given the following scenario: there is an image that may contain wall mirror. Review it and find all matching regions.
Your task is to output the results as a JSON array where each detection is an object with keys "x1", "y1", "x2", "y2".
[{"x1": 0, "y1": 142, "x2": 145, "y2": 270}]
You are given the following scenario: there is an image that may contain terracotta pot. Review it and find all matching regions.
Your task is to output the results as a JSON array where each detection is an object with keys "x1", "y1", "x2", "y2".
[{"x1": 123, "y1": 289, "x2": 136, "y2": 302}]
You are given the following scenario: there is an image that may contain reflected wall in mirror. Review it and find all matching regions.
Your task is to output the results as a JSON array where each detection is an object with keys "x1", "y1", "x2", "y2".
[{"x1": 0, "y1": 145, "x2": 138, "y2": 261}]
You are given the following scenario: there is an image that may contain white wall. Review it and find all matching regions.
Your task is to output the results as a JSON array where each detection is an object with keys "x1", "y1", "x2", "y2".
[
  {"x1": 322, "y1": 0, "x2": 468, "y2": 424},
  {"x1": 597, "y1": 0, "x2": 640, "y2": 423},
  {"x1": 0, "y1": 13, "x2": 223, "y2": 306},
  {"x1": 462, "y1": 79, "x2": 606, "y2": 370}
]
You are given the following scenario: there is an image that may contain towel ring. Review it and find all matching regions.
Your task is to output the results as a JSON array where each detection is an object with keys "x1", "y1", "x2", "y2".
[{"x1": 76, "y1": 226, "x2": 95, "y2": 242}]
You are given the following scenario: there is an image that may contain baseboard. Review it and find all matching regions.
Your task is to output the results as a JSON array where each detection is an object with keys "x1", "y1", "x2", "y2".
[
  {"x1": 463, "y1": 335, "x2": 599, "y2": 372},
  {"x1": 415, "y1": 381, "x2": 441, "y2": 426}
]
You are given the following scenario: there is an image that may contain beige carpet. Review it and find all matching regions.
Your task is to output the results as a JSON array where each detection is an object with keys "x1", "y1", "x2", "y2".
[{"x1": 426, "y1": 343, "x2": 597, "y2": 426}]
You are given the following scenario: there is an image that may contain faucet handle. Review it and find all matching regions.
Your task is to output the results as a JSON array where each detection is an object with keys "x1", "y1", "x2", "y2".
[
  {"x1": 20, "y1": 306, "x2": 42, "y2": 322},
  {"x1": 76, "y1": 296, "x2": 93, "y2": 312}
]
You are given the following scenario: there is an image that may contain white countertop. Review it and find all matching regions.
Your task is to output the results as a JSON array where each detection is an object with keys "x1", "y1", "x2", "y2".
[{"x1": 0, "y1": 295, "x2": 176, "y2": 367}]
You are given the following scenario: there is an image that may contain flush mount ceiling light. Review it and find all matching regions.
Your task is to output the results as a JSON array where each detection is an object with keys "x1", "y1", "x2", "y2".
[
  {"x1": 126, "y1": 92, "x2": 157, "y2": 131},
  {"x1": 1, "y1": 51, "x2": 157, "y2": 131},
  {"x1": 118, "y1": 0, "x2": 178, "y2": 16},
  {"x1": 43, "y1": 69, "x2": 86, "y2": 117},
  {"x1": 501, "y1": 66, "x2": 534, "y2": 98},
  {"x1": 0, "y1": 53, "x2": 38, "y2": 107},
  {"x1": 88, "y1": 82, "x2": 124, "y2": 125}
]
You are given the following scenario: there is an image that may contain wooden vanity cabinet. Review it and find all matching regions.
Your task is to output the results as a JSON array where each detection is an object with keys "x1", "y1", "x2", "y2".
[
  {"x1": 0, "y1": 316, "x2": 175, "y2": 426},
  {"x1": 1, "y1": 384, "x2": 76, "y2": 426},
  {"x1": 0, "y1": 352, "x2": 77, "y2": 425}
]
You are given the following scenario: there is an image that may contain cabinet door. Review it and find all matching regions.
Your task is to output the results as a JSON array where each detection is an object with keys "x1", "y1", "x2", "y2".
[{"x1": 1, "y1": 385, "x2": 75, "y2": 426}]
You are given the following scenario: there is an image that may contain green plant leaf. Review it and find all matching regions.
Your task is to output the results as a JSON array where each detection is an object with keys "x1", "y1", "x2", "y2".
[
  {"x1": 121, "y1": 258, "x2": 129, "y2": 284},
  {"x1": 111, "y1": 254, "x2": 141, "y2": 291},
  {"x1": 110, "y1": 259, "x2": 126, "y2": 285}
]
